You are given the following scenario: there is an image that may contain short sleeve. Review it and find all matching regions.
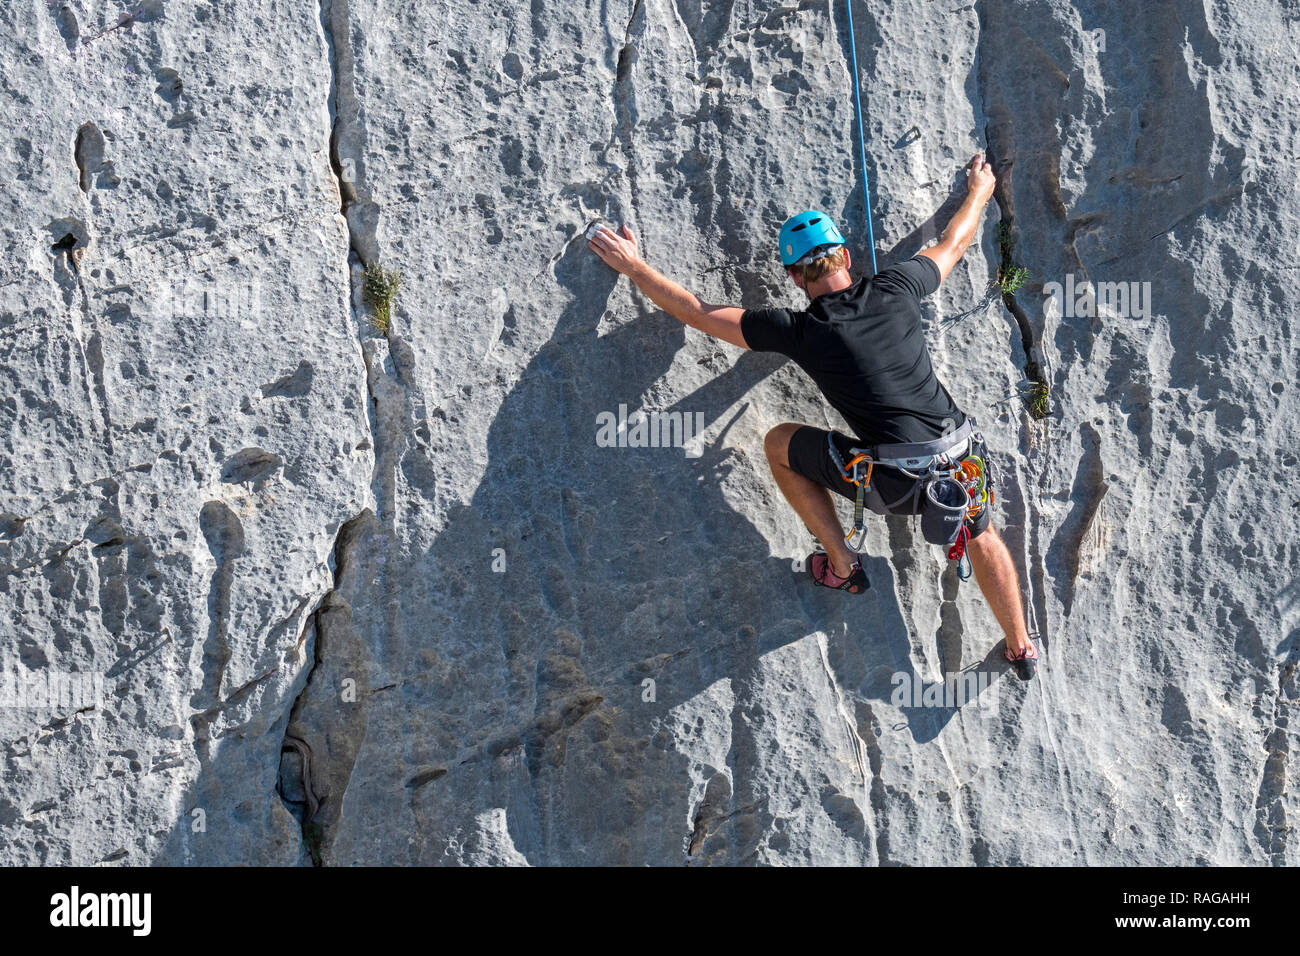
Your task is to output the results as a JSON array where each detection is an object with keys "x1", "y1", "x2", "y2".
[
  {"x1": 873, "y1": 255, "x2": 941, "y2": 299},
  {"x1": 741, "y1": 307, "x2": 800, "y2": 355}
]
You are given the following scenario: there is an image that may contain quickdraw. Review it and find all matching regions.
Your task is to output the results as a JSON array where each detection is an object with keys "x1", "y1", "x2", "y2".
[
  {"x1": 828, "y1": 437, "x2": 875, "y2": 552},
  {"x1": 948, "y1": 524, "x2": 972, "y2": 580},
  {"x1": 937, "y1": 455, "x2": 992, "y2": 521}
]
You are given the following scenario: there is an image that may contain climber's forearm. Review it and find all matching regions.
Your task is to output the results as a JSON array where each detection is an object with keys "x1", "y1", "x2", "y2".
[
  {"x1": 939, "y1": 190, "x2": 987, "y2": 260},
  {"x1": 920, "y1": 189, "x2": 991, "y2": 282},
  {"x1": 626, "y1": 261, "x2": 748, "y2": 349},
  {"x1": 586, "y1": 224, "x2": 748, "y2": 348},
  {"x1": 919, "y1": 153, "x2": 998, "y2": 283},
  {"x1": 625, "y1": 261, "x2": 703, "y2": 324}
]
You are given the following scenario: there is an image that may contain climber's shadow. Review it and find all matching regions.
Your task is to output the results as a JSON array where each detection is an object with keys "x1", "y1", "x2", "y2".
[{"x1": 657, "y1": 376, "x2": 1007, "y2": 745}]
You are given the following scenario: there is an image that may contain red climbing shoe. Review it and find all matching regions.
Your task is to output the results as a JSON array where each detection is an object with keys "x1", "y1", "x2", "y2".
[
  {"x1": 809, "y1": 553, "x2": 869, "y2": 595},
  {"x1": 1004, "y1": 641, "x2": 1038, "y2": 681}
]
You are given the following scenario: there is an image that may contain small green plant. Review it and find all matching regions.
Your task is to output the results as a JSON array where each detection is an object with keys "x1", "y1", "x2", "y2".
[
  {"x1": 363, "y1": 263, "x2": 402, "y2": 334},
  {"x1": 1026, "y1": 380, "x2": 1050, "y2": 420},
  {"x1": 1000, "y1": 264, "x2": 1030, "y2": 295},
  {"x1": 995, "y1": 221, "x2": 1030, "y2": 295}
]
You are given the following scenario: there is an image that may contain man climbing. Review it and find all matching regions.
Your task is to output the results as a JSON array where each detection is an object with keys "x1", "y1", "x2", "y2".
[{"x1": 587, "y1": 153, "x2": 1037, "y2": 680}]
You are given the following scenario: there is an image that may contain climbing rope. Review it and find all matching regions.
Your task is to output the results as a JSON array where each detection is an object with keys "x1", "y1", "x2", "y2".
[{"x1": 843, "y1": 0, "x2": 878, "y2": 275}]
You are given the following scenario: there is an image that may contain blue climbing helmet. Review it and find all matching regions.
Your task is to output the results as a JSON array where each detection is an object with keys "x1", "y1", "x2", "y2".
[{"x1": 778, "y1": 210, "x2": 845, "y2": 267}]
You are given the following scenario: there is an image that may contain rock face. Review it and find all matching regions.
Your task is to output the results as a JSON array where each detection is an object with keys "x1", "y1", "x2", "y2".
[{"x1": 0, "y1": 0, "x2": 1294, "y2": 866}]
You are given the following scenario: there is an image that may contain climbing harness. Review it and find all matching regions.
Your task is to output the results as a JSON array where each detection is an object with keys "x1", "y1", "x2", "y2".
[
  {"x1": 843, "y1": 0, "x2": 878, "y2": 275},
  {"x1": 828, "y1": 418, "x2": 997, "y2": 581}
]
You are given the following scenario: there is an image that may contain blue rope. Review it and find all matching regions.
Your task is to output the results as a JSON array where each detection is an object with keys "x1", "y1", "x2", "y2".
[{"x1": 843, "y1": 0, "x2": 878, "y2": 275}]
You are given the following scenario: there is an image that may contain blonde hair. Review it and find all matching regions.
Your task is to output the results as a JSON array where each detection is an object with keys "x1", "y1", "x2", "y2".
[{"x1": 789, "y1": 247, "x2": 848, "y2": 284}]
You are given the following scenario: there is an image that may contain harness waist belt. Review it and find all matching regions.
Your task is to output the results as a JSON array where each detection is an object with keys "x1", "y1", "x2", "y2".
[{"x1": 852, "y1": 418, "x2": 975, "y2": 468}]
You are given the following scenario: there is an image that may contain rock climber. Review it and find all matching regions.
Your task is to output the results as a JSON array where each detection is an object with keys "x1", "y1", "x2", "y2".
[{"x1": 587, "y1": 153, "x2": 1037, "y2": 680}]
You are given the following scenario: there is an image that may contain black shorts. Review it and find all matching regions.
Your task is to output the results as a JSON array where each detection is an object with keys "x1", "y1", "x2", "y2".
[{"x1": 786, "y1": 425, "x2": 992, "y2": 545}]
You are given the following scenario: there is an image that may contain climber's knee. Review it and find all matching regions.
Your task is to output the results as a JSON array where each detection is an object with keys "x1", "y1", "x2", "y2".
[{"x1": 764, "y1": 423, "x2": 801, "y2": 468}]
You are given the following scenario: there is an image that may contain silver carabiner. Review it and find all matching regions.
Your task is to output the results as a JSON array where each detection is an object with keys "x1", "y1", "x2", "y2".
[{"x1": 844, "y1": 526, "x2": 869, "y2": 552}]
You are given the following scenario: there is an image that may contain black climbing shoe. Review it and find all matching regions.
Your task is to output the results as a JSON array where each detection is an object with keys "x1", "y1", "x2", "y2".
[
  {"x1": 809, "y1": 552, "x2": 869, "y2": 595},
  {"x1": 1004, "y1": 641, "x2": 1038, "y2": 681}
]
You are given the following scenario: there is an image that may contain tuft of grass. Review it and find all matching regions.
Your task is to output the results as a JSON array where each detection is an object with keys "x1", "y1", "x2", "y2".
[
  {"x1": 1000, "y1": 264, "x2": 1029, "y2": 295},
  {"x1": 363, "y1": 263, "x2": 401, "y2": 334},
  {"x1": 1026, "y1": 380, "x2": 1050, "y2": 420},
  {"x1": 995, "y1": 221, "x2": 1030, "y2": 295}
]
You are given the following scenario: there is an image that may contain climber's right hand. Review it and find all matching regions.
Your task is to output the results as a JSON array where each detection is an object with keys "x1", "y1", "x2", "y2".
[
  {"x1": 967, "y1": 152, "x2": 996, "y2": 201},
  {"x1": 587, "y1": 224, "x2": 643, "y2": 277}
]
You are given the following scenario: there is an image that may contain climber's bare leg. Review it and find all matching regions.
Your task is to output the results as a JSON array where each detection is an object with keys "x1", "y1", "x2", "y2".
[
  {"x1": 764, "y1": 423, "x2": 857, "y2": 578},
  {"x1": 966, "y1": 525, "x2": 1033, "y2": 655}
]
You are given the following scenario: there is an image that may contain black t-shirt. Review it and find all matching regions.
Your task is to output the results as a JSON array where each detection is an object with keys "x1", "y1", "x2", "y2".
[{"x1": 741, "y1": 256, "x2": 964, "y2": 445}]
